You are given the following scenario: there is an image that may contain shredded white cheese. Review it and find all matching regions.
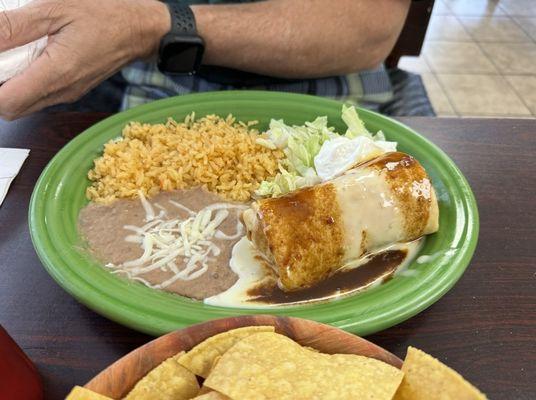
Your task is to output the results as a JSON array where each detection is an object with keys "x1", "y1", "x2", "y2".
[{"x1": 107, "y1": 194, "x2": 247, "y2": 289}]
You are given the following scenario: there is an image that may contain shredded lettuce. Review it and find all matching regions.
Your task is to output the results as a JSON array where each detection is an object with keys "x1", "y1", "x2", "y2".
[
  {"x1": 342, "y1": 104, "x2": 372, "y2": 139},
  {"x1": 259, "y1": 117, "x2": 338, "y2": 176},
  {"x1": 255, "y1": 166, "x2": 321, "y2": 197},
  {"x1": 342, "y1": 104, "x2": 389, "y2": 142},
  {"x1": 255, "y1": 105, "x2": 389, "y2": 197}
]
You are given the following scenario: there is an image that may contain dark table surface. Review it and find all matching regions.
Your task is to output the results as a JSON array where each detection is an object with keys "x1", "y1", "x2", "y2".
[{"x1": 1, "y1": 113, "x2": 535, "y2": 399}]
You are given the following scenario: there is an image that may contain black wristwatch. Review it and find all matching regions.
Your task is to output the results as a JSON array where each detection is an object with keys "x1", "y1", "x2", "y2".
[{"x1": 158, "y1": 3, "x2": 205, "y2": 75}]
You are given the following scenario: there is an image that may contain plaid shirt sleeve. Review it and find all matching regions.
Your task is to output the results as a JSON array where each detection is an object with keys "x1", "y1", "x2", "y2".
[{"x1": 121, "y1": 61, "x2": 394, "y2": 112}]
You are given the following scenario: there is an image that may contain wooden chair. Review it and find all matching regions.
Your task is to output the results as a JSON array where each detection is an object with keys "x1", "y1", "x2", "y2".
[{"x1": 386, "y1": 0, "x2": 434, "y2": 68}]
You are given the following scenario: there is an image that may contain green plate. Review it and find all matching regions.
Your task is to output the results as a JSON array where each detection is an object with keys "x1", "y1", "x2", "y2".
[{"x1": 29, "y1": 91, "x2": 478, "y2": 336}]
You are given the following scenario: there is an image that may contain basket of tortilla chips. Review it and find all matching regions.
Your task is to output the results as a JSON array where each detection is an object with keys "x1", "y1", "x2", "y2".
[{"x1": 66, "y1": 316, "x2": 486, "y2": 400}]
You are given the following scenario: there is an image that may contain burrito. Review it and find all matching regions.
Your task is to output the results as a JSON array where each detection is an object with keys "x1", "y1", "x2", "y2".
[{"x1": 242, "y1": 152, "x2": 439, "y2": 291}]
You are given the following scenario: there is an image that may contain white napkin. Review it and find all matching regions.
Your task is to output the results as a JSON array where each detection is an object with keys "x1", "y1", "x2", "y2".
[
  {"x1": 0, "y1": 0, "x2": 47, "y2": 83},
  {"x1": 0, "y1": 148, "x2": 29, "y2": 206}
]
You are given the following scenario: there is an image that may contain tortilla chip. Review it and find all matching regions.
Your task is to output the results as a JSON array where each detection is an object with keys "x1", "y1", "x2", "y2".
[
  {"x1": 65, "y1": 386, "x2": 113, "y2": 400},
  {"x1": 196, "y1": 386, "x2": 213, "y2": 396},
  {"x1": 205, "y1": 332, "x2": 403, "y2": 400},
  {"x1": 393, "y1": 347, "x2": 487, "y2": 400},
  {"x1": 191, "y1": 391, "x2": 230, "y2": 400},
  {"x1": 124, "y1": 351, "x2": 199, "y2": 400},
  {"x1": 191, "y1": 384, "x2": 230, "y2": 399},
  {"x1": 178, "y1": 326, "x2": 275, "y2": 378}
]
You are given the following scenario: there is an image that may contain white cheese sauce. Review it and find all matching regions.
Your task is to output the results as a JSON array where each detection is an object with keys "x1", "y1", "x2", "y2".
[
  {"x1": 336, "y1": 168, "x2": 404, "y2": 262},
  {"x1": 204, "y1": 237, "x2": 267, "y2": 308}
]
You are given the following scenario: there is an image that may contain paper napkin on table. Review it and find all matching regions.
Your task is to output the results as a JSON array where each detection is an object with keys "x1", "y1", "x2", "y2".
[
  {"x1": 0, "y1": 148, "x2": 30, "y2": 206},
  {"x1": 0, "y1": 0, "x2": 47, "y2": 83}
]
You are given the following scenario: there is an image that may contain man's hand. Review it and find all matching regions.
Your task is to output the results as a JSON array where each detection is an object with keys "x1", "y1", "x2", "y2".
[{"x1": 0, "y1": 0, "x2": 170, "y2": 120}]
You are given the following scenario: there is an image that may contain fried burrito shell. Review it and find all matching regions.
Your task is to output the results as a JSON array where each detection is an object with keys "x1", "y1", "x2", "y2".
[{"x1": 243, "y1": 152, "x2": 439, "y2": 291}]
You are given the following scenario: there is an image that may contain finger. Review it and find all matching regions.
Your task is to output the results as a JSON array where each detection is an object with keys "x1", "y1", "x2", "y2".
[
  {"x1": 0, "y1": 1, "x2": 62, "y2": 51},
  {"x1": 0, "y1": 49, "x2": 118, "y2": 120},
  {"x1": 0, "y1": 79, "x2": 76, "y2": 120},
  {"x1": 0, "y1": 90, "x2": 58, "y2": 121},
  {"x1": 17, "y1": 64, "x2": 123, "y2": 118},
  {"x1": 0, "y1": 47, "x2": 67, "y2": 119},
  {"x1": 8, "y1": 87, "x2": 71, "y2": 119},
  {"x1": 7, "y1": 74, "x2": 102, "y2": 120}
]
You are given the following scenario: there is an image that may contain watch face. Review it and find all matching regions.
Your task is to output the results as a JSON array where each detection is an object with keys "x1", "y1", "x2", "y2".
[{"x1": 159, "y1": 36, "x2": 204, "y2": 74}]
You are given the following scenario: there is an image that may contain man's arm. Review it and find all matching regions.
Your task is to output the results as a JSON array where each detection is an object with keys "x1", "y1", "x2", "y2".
[
  {"x1": 0, "y1": 0, "x2": 410, "y2": 120},
  {"x1": 194, "y1": 0, "x2": 410, "y2": 78}
]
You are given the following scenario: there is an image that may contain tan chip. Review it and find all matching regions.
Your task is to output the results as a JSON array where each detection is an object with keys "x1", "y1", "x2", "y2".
[
  {"x1": 191, "y1": 391, "x2": 230, "y2": 400},
  {"x1": 196, "y1": 386, "x2": 213, "y2": 396},
  {"x1": 178, "y1": 326, "x2": 275, "y2": 378},
  {"x1": 393, "y1": 347, "x2": 487, "y2": 400},
  {"x1": 204, "y1": 332, "x2": 403, "y2": 400},
  {"x1": 65, "y1": 386, "x2": 113, "y2": 400},
  {"x1": 124, "y1": 351, "x2": 199, "y2": 400}
]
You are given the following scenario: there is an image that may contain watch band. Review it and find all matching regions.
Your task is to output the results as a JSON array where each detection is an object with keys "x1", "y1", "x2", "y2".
[
  {"x1": 158, "y1": 2, "x2": 205, "y2": 74},
  {"x1": 166, "y1": 3, "x2": 198, "y2": 37}
]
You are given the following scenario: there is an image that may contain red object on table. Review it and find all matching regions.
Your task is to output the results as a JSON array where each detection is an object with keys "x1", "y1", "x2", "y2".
[{"x1": 0, "y1": 325, "x2": 43, "y2": 400}]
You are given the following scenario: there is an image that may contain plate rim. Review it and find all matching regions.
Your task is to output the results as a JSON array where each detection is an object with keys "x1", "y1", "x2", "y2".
[{"x1": 29, "y1": 90, "x2": 479, "y2": 336}]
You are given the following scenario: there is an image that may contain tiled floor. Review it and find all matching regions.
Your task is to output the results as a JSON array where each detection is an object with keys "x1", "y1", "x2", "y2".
[{"x1": 398, "y1": 0, "x2": 536, "y2": 117}]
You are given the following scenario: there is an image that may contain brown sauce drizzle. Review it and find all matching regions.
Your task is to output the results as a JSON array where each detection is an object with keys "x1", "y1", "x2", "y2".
[{"x1": 247, "y1": 249, "x2": 407, "y2": 304}]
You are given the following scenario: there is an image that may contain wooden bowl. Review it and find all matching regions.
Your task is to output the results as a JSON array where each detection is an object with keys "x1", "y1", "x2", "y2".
[{"x1": 85, "y1": 315, "x2": 402, "y2": 399}]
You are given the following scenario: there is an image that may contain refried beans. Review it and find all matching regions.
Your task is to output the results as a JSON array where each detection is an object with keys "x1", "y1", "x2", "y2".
[{"x1": 78, "y1": 188, "x2": 246, "y2": 299}]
